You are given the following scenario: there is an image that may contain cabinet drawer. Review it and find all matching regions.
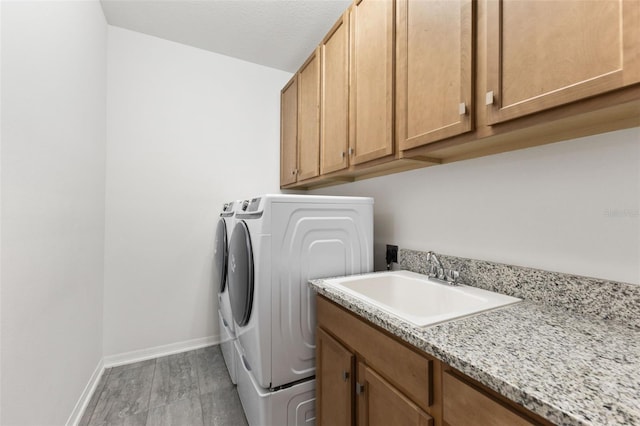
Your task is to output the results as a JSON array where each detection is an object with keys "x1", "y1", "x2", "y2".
[
  {"x1": 317, "y1": 296, "x2": 433, "y2": 412},
  {"x1": 443, "y1": 371, "x2": 536, "y2": 426}
]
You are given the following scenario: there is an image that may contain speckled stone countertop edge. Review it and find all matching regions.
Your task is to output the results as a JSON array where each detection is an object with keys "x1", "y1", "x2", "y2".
[{"x1": 310, "y1": 278, "x2": 609, "y2": 426}]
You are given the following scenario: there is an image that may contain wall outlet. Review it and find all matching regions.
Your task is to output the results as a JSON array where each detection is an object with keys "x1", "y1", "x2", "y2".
[{"x1": 385, "y1": 244, "x2": 398, "y2": 267}]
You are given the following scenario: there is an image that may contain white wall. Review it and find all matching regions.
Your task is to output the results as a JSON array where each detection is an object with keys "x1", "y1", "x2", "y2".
[
  {"x1": 104, "y1": 27, "x2": 291, "y2": 356},
  {"x1": 0, "y1": 1, "x2": 107, "y2": 424},
  {"x1": 313, "y1": 127, "x2": 640, "y2": 285}
]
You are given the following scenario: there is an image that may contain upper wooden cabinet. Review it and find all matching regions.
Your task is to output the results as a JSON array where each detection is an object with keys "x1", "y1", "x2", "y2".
[
  {"x1": 349, "y1": 0, "x2": 395, "y2": 165},
  {"x1": 297, "y1": 48, "x2": 321, "y2": 181},
  {"x1": 485, "y1": 0, "x2": 640, "y2": 124},
  {"x1": 396, "y1": 0, "x2": 473, "y2": 151},
  {"x1": 321, "y1": 11, "x2": 350, "y2": 175},
  {"x1": 280, "y1": 76, "x2": 298, "y2": 187},
  {"x1": 280, "y1": 49, "x2": 320, "y2": 187},
  {"x1": 281, "y1": 0, "x2": 640, "y2": 189}
]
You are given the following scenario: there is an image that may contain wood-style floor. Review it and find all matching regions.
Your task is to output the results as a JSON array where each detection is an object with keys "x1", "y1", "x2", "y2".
[{"x1": 79, "y1": 345, "x2": 248, "y2": 426}]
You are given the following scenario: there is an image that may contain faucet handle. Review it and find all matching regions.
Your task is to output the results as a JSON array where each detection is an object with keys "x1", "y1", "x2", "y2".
[{"x1": 444, "y1": 269, "x2": 460, "y2": 285}]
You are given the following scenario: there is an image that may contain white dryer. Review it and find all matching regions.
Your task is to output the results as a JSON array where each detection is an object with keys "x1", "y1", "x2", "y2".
[
  {"x1": 213, "y1": 200, "x2": 241, "y2": 384},
  {"x1": 227, "y1": 194, "x2": 373, "y2": 426}
]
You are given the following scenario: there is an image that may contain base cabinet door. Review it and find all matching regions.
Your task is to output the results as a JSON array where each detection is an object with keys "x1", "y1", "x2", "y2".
[
  {"x1": 356, "y1": 362, "x2": 433, "y2": 426},
  {"x1": 317, "y1": 328, "x2": 354, "y2": 426},
  {"x1": 486, "y1": 0, "x2": 640, "y2": 124},
  {"x1": 443, "y1": 371, "x2": 535, "y2": 426}
]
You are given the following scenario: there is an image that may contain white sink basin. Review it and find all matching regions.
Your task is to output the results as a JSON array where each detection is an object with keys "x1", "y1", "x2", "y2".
[{"x1": 323, "y1": 270, "x2": 521, "y2": 327}]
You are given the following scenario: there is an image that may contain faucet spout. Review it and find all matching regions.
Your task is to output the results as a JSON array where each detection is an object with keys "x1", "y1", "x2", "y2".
[{"x1": 426, "y1": 251, "x2": 444, "y2": 277}]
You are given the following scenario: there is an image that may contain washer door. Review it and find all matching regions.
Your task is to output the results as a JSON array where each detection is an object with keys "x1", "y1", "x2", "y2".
[
  {"x1": 228, "y1": 220, "x2": 254, "y2": 327},
  {"x1": 213, "y1": 218, "x2": 228, "y2": 292}
]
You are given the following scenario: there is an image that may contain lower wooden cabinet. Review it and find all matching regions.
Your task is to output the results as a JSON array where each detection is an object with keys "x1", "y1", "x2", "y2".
[
  {"x1": 443, "y1": 371, "x2": 535, "y2": 426},
  {"x1": 316, "y1": 328, "x2": 354, "y2": 426},
  {"x1": 357, "y1": 362, "x2": 433, "y2": 426},
  {"x1": 317, "y1": 295, "x2": 439, "y2": 425},
  {"x1": 316, "y1": 295, "x2": 553, "y2": 426},
  {"x1": 316, "y1": 327, "x2": 432, "y2": 426}
]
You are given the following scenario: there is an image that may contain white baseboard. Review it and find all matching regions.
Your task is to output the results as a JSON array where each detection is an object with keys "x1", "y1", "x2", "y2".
[
  {"x1": 103, "y1": 334, "x2": 221, "y2": 368},
  {"x1": 66, "y1": 358, "x2": 105, "y2": 426}
]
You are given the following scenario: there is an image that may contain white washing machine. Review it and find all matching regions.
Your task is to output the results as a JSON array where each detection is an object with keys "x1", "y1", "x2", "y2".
[
  {"x1": 227, "y1": 194, "x2": 374, "y2": 425},
  {"x1": 213, "y1": 200, "x2": 241, "y2": 384}
]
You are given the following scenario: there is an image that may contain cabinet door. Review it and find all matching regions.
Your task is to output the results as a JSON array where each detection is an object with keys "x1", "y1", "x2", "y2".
[
  {"x1": 317, "y1": 328, "x2": 354, "y2": 426},
  {"x1": 297, "y1": 48, "x2": 321, "y2": 181},
  {"x1": 396, "y1": 0, "x2": 473, "y2": 151},
  {"x1": 356, "y1": 362, "x2": 433, "y2": 426},
  {"x1": 486, "y1": 0, "x2": 640, "y2": 124},
  {"x1": 321, "y1": 11, "x2": 350, "y2": 175},
  {"x1": 349, "y1": 0, "x2": 395, "y2": 165},
  {"x1": 280, "y1": 76, "x2": 298, "y2": 186},
  {"x1": 443, "y1": 371, "x2": 535, "y2": 426}
]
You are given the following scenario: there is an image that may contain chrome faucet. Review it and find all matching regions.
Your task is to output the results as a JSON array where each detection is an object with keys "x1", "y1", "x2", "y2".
[
  {"x1": 426, "y1": 251, "x2": 460, "y2": 285},
  {"x1": 426, "y1": 251, "x2": 444, "y2": 279}
]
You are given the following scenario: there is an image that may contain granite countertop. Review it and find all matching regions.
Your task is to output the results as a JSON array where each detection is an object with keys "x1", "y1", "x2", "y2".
[{"x1": 310, "y1": 275, "x2": 640, "y2": 426}]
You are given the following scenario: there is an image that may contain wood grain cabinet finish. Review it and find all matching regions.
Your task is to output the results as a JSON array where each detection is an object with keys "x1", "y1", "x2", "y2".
[
  {"x1": 321, "y1": 11, "x2": 350, "y2": 175},
  {"x1": 316, "y1": 328, "x2": 354, "y2": 426},
  {"x1": 357, "y1": 362, "x2": 433, "y2": 426},
  {"x1": 297, "y1": 48, "x2": 321, "y2": 181},
  {"x1": 280, "y1": 50, "x2": 321, "y2": 187},
  {"x1": 443, "y1": 371, "x2": 538, "y2": 426},
  {"x1": 280, "y1": 76, "x2": 298, "y2": 186},
  {"x1": 396, "y1": 0, "x2": 473, "y2": 150},
  {"x1": 349, "y1": 0, "x2": 395, "y2": 165},
  {"x1": 316, "y1": 295, "x2": 558, "y2": 426},
  {"x1": 281, "y1": 0, "x2": 639, "y2": 189},
  {"x1": 316, "y1": 296, "x2": 439, "y2": 426},
  {"x1": 485, "y1": 0, "x2": 640, "y2": 124},
  {"x1": 317, "y1": 295, "x2": 434, "y2": 414}
]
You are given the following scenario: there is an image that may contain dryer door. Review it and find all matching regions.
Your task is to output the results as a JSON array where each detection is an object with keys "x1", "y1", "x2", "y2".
[
  {"x1": 228, "y1": 220, "x2": 254, "y2": 327},
  {"x1": 213, "y1": 218, "x2": 228, "y2": 293}
]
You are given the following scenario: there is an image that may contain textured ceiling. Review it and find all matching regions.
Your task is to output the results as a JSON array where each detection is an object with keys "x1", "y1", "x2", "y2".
[{"x1": 100, "y1": 0, "x2": 352, "y2": 72}]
